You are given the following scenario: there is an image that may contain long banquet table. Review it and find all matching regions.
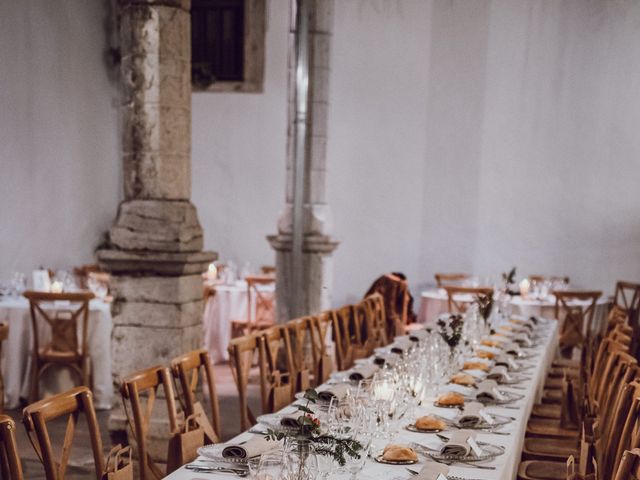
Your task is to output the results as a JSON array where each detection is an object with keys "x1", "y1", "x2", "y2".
[
  {"x1": 0, "y1": 296, "x2": 113, "y2": 410},
  {"x1": 166, "y1": 319, "x2": 559, "y2": 480}
]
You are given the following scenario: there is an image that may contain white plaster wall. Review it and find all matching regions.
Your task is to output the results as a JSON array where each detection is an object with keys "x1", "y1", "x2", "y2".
[
  {"x1": 191, "y1": 0, "x2": 288, "y2": 271},
  {"x1": 0, "y1": 0, "x2": 120, "y2": 280}
]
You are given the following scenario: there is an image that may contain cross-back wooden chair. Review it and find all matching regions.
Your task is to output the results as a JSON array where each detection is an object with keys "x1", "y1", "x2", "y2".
[
  {"x1": 119, "y1": 366, "x2": 179, "y2": 480},
  {"x1": 23, "y1": 291, "x2": 95, "y2": 402},
  {"x1": 22, "y1": 387, "x2": 106, "y2": 480},
  {"x1": 362, "y1": 293, "x2": 389, "y2": 347},
  {"x1": 0, "y1": 323, "x2": 8, "y2": 412},
  {"x1": 434, "y1": 273, "x2": 470, "y2": 288},
  {"x1": 614, "y1": 448, "x2": 640, "y2": 480},
  {"x1": 231, "y1": 276, "x2": 276, "y2": 338},
  {"x1": 612, "y1": 281, "x2": 640, "y2": 357},
  {"x1": 529, "y1": 275, "x2": 570, "y2": 285},
  {"x1": 442, "y1": 285, "x2": 494, "y2": 314},
  {"x1": 364, "y1": 274, "x2": 412, "y2": 339},
  {"x1": 0, "y1": 415, "x2": 23, "y2": 480},
  {"x1": 257, "y1": 325, "x2": 296, "y2": 414},
  {"x1": 309, "y1": 312, "x2": 334, "y2": 385},
  {"x1": 554, "y1": 291, "x2": 602, "y2": 358},
  {"x1": 330, "y1": 305, "x2": 359, "y2": 371},
  {"x1": 228, "y1": 334, "x2": 260, "y2": 430},
  {"x1": 170, "y1": 349, "x2": 221, "y2": 444},
  {"x1": 287, "y1": 317, "x2": 314, "y2": 392}
]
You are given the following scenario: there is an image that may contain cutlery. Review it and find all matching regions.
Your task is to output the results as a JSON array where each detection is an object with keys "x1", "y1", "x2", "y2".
[
  {"x1": 186, "y1": 464, "x2": 249, "y2": 476},
  {"x1": 405, "y1": 467, "x2": 485, "y2": 480},
  {"x1": 410, "y1": 440, "x2": 497, "y2": 471}
]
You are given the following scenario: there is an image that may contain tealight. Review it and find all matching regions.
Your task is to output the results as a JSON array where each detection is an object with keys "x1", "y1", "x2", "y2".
[
  {"x1": 50, "y1": 280, "x2": 63, "y2": 293},
  {"x1": 519, "y1": 278, "x2": 530, "y2": 298}
]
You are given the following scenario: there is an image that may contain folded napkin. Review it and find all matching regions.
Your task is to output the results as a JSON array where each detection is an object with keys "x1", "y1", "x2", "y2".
[
  {"x1": 475, "y1": 379, "x2": 505, "y2": 402},
  {"x1": 440, "y1": 430, "x2": 476, "y2": 457},
  {"x1": 456, "y1": 401, "x2": 485, "y2": 428},
  {"x1": 413, "y1": 461, "x2": 450, "y2": 480},
  {"x1": 318, "y1": 383, "x2": 350, "y2": 402},
  {"x1": 511, "y1": 332, "x2": 533, "y2": 347},
  {"x1": 409, "y1": 330, "x2": 429, "y2": 342},
  {"x1": 222, "y1": 436, "x2": 279, "y2": 459},
  {"x1": 495, "y1": 354, "x2": 519, "y2": 371},
  {"x1": 349, "y1": 363, "x2": 378, "y2": 381},
  {"x1": 502, "y1": 342, "x2": 523, "y2": 356},
  {"x1": 391, "y1": 338, "x2": 413, "y2": 355},
  {"x1": 487, "y1": 365, "x2": 512, "y2": 383},
  {"x1": 279, "y1": 414, "x2": 300, "y2": 428}
]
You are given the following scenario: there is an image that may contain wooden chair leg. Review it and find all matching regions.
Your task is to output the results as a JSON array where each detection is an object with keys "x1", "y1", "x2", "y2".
[{"x1": 29, "y1": 361, "x2": 39, "y2": 403}]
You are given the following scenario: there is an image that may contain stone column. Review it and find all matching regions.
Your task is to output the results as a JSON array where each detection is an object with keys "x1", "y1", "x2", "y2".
[
  {"x1": 268, "y1": 0, "x2": 338, "y2": 322},
  {"x1": 97, "y1": 0, "x2": 215, "y2": 391}
]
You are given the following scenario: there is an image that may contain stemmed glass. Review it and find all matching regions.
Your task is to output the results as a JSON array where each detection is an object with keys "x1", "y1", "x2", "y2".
[{"x1": 255, "y1": 451, "x2": 284, "y2": 480}]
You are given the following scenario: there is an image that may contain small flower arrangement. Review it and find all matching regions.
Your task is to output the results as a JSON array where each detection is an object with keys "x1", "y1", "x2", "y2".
[
  {"x1": 437, "y1": 314, "x2": 463, "y2": 350},
  {"x1": 474, "y1": 292, "x2": 493, "y2": 322},
  {"x1": 263, "y1": 388, "x2": 363, "y2": 466}
]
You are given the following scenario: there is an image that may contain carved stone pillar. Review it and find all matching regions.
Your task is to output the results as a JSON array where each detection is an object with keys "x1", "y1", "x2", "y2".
[
  {"x1": 97, "y1": 0, "x2": 214, "y2": 424},
  {"x1": 268, "y1": 0, "x2": 338, "y2": 321}
]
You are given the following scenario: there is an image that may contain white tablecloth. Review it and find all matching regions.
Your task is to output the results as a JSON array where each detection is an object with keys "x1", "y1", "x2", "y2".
[
  {"x1": 418, "y1": 289, "x2": 608, "y2": 330},
  {"x1": 203, "y1": 281, "x2": 275, "y2": 364},
  {"x1": 166, "y1": 320, "x2": 559, "y2": 480},
  {"x1": 0, "y1": 297, "x2": 113, "y2": 410}
]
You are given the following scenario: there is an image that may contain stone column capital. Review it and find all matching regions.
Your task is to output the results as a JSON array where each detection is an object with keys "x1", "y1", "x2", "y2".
[{"x1": 267, "y1": 233, "x2": 338, "y2": 255}]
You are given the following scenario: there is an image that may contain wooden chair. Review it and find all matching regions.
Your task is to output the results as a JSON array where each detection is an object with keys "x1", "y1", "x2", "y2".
[
  {"x1": 362, "y1": 293, "x2": 389, "y2": 347},
  {"x1": 22, "y1": 387, "x2": 105, "y2": 480},
  {"x1": 529, "y1": 275, "x2": 570, "y2": 285},
  {"x1": 442, "y1": 285, "x2": 494, "y2": 314},
  {"x1": 364, "y1": 274, "x2": 413, "y2": 339},
  {"x1": 614, "y1": 448, "x2": 640, "y2": 480},
  {"x1": 231, "y1": 276, "x2": 276, "y2": 338},
  {"x1": 330, "y1": 305, "x2": 358, "y2": 371},
  {"x1": 612, "y1": 281, "x2": 640, "y2": 356},
  {"x1": 257, "y1": 326, "x2": 296, "y2": 414},
  {"x1": 170, "y1": 349, "x2": 221, "y2": 444},
  {"x1": 309, "y1": 313, "x2": 335, "y2": 385},
  {"x1": 434, "y1": 273, "x2": 470, "y2": 287},
  {"x1": 227, "y1": 334, "x2": 260, "y2": 430},
  {"x1": 119, "y1": 366, "x2": 179, "y2": 480},
  {"x1": 260, "y1": 266, "x2": 276, "y2": 275},
  {"x1": 286, "y1": 317, "x2": 314, "y2": 392},
  {"x1": 0, "y1": 323, "x2": 8, "y2": 412},
  {"x1": 23, "y1": 291, "x2": 95, "y2": 402},
  {"x1": 0, "y1": 415, "x2": 23, "y2": 480},
  {"x1": 553, "y1": 291, "x2": 602, "y2": 358}
]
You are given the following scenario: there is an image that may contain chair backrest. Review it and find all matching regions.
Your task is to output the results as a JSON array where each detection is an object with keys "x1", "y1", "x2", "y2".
[
  {"x1": 442, "y1": 285, "x2": 494, "y2": 314},
  {"x1": 0, "y1": 415, "x2": 23, "y2": 480},
  {"x1": 330, "y1": 305, "x2": 356, "y2": 371},
  {"x1": 309, "y1": 313, "x2": 334, "y2": 385},
  {"x1": 554, "y1": 290, "x2": 602, "y2": 355},
  {"x1": 614, "y1": 448, "x2": 640, "y2": 480},
  {"x1": 614, "y1": 281, "x2": 640, "y2": 315},
  {"x1": 246, "y1": 276, "x2": 275, "y2": 328},
  {"x1": 23, "y1": 291, "x2": 94, "y2": 359},
  {"x1": 23, "y1": 387, "x2": 104, "y2": 480},
  {"x1": 257, "y1": 325, "x2": 295, "y2": 414},
  {"x1": 364, "y1": 274, "x2": 411, "y2": 338},
  {"x1": 529, "y1": 275, "x2": 570, "y2": 285},
  {"x1": 0, "y1": 323, "x2": 8, "y2": 412},
  {"x1": 434, "y1": 273, "x2": 469, "y2": 287},
  {"x1": 362, "y1": 293, "x2": 388, "y2": 347},
  {"x1": 227, "y1": 334, "x2": 260, "y2": 430},
  {"x1": 170, "y1": 349, "x2": 221, "y2": 444},
  {"x1": 119, "y1": 366, "x2": 178, "y2": 480},
  {"x1": 286, "y1": 317, "x2": 314, "y2": 391}
]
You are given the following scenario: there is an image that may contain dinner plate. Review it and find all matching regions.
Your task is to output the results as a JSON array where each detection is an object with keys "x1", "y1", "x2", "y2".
[
  {"x1": 453, "y1": 413, "x2": 512, "y2": 430},
  {"x1": 256, "y1": 413, "x2": 299, "y2": 433},
  {"x1": 415, "y1": 441, "x2": 505, "y2": 462},
  {"x1": 405, "y1": 423, "x2": 449, "y2": 433},
  {"x1": 433, "y1": 401, "x2": 464, "y2": 409},
  {"x1": 476, "y1": 390, "x2": 524, "y2": 405},
  {"x1": 374, "y1": 454, "x2": 418, "y2": 465}
]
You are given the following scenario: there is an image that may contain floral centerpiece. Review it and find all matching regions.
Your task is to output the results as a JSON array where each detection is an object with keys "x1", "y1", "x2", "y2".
[
  {"x1": 263, "y1": 388, "x2": 362, "y2": 477},
  {"x1": 474, "y1": 292, "x2": 493, "y2": 324},
  {"x1": 502, "y1": 266, "x2": 518, "y2": 295},
  {"x1": 437, "y1": 313, "x2": 464, "y2": 350}
]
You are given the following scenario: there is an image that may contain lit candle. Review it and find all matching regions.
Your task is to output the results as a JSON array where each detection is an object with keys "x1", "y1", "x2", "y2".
[
  {"x1": 206, "y1": 263, "x2": 217, "y2": 280},
  {"x1": 519, "y1": 278, "x2": 530, "y2": 298},
  {"x1": 51, "y1": 280, "x2": 63, "y2": 293}
]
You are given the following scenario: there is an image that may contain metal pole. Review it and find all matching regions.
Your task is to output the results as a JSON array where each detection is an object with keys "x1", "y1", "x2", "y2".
[{"x1": 290, "y1": 0, "x2": 310, "y2": 319}]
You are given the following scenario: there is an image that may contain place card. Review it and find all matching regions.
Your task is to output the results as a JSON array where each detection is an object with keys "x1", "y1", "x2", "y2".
[
  {"x1": 467, "y1": 437, "x2": 484, "y2": 457},
  {"x1": 480, "y1": 410, "x2": 495, "y2": 425}
]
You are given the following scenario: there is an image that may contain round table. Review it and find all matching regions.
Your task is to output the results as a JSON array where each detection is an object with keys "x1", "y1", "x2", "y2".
[{"x1": 202, "y1": 281, "x2": 275, "y2": 364}]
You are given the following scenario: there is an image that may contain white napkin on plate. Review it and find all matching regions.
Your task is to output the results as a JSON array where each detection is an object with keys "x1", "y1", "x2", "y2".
[
  {"x1": 413, "y1": 461, "x2": 450, "y2": 480},
  {"x1": 475, "y1": 379, "x2": 505, "y2": 402},
  {"x1": 440, "y1": 430, "x2": 476, "y2": 456},
  {"x1": 279, "y1": 414, "x2": 300, "y2": 428},
  {"x1": 487, "y1": 365, "x2": 512, "y2": 383},
  {"x1": 318, "y1": 383, "x2": 350, "y2": 402},
  {"x1": 409, "y1": 330, "x2": 429, "y2": 342},
  {"x1": 349, "y1": 363, "x2": 378, "y2": 381},
  {"x1": 511, "y1": 332, "x2": 533, "y2": 347},
  {"x1": 495, "y1": 354, "x2": 519, "y2": 371},
  {"x1": 391, "y1": 338, "x2": 413, "y2": 355},
  {"x1": 456, "y1": 401, "x2": 485, "y2": 428},
  {"x1": 222, "y1": 436, "x2": 280, "y2": 458}
]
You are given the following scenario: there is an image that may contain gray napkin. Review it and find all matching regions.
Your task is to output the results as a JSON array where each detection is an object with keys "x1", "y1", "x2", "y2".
[
  {"x1": 457, "y1": 401, "x2": 485, "y2": 428},
  {"x1": 487, "y1": 365, "x2": 512, "y2": 383},
  {"x1": 440, "y1": 430, "x2": 476, "y2": 457},
  {"x1": 349, "y1": 363, "x2": 378, "y2": 381},
  {"x1": 475, "y1": 379, "x2": 504, "y2": 402},
  {"x1": 222, "y1": 436, "x2": 279, "y2": 459},
  {"x1": 318, "y1": 383, "x2": 350, "y2": 402}
]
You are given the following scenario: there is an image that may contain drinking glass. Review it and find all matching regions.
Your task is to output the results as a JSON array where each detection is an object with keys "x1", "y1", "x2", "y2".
[
  {"x1": 344, "y1": 431, "x2": 372, "y2": 480},
  {"x1": 10, "y1": 272, "x2": 26, "y2": 297},
  {"x1": 256, "y1": 452, "x2": 284, "y2": 480}
]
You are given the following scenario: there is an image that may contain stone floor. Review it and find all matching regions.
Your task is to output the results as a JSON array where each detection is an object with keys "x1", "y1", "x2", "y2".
[{"x1": 9, "y1": 363, "x2": 261, "y2": 479}]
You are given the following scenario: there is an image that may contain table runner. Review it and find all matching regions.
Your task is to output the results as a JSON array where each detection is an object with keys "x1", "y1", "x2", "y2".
[{"x1": 165, "y1": 320, "x2": 559, "y2": 480}]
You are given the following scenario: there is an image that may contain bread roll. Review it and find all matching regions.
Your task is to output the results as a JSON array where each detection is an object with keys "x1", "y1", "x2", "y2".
[
  {"x1": 437, "y1": 391, "x2": 465, "y2": 406},
  {"x1": 451, "y1": 373, "x2": 475, "y2": 386},
  {"x1": 476, "y1": 349, "x2": 495, "y2": 360},
  {"x1": 463, "y1": 361, "x2": 490, "y2": 371},
  {"x1": 415, "y1": 415, "x2": 447, "y2": 431},
  {"x1": 382, "y1": 444, "x2": 418, "y2": 462}
]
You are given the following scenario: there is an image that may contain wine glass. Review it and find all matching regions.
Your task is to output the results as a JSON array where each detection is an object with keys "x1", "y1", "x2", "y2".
[
  {"x1": 344, "y1": 430, "x2": 372, "y2": 480},
  {"x1": 255, "y1": 452, "x2": 284, "y2": 480}
]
